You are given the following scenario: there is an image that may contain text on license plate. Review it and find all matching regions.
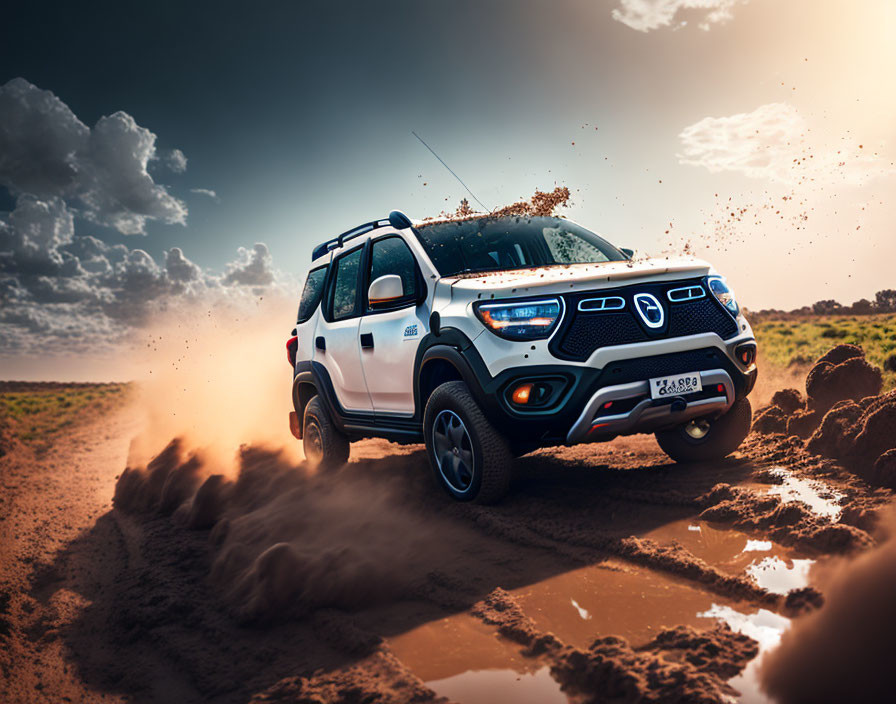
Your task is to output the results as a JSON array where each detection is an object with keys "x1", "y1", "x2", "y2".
[{"x1": 649, "y1": 372, "x2": 702, "y2": 399}]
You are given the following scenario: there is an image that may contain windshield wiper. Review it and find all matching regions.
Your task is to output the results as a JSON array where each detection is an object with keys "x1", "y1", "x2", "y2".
[{"x1": 450, "y1": 266, "x2": 509, "y2": 276}]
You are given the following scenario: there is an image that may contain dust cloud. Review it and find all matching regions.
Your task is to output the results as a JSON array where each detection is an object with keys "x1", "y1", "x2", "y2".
[
  {"x1": 114, "y1": 441, "x2": 457, "y2": 623},
  {"x1": 759, "y1": 509, "x2": 896, "y2": 704},
  {"x1": 125, "y1": 294, "x2": 301, "y2": 469}
]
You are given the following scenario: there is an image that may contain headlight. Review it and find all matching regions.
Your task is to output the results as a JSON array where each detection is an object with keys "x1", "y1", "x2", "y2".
[
  {"x1": 707, "y1": 276, "x2": 739, "y2": 317},
  {"x1": 475, "y1": 298, "x2": 562, "y2": 340}
]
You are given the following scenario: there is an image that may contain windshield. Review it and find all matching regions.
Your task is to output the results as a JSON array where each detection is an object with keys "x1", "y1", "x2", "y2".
[{"x1": 414, "y1": 215, "x2": 626, "y2": 277}]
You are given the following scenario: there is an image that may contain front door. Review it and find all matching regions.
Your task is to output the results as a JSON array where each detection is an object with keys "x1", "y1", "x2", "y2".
[{"x1": 358, "y1": 235, "x2": 426, "y2": 415}]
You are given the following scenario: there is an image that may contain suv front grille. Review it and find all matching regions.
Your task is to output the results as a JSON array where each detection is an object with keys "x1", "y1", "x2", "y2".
[{"x1": 550, "y1": 278, "x2": 739, "y2": 361}]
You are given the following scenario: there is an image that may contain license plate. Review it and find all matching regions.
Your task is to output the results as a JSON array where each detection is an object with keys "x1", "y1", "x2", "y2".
[{"x1": 649, "y1": 372, "x2": 702, "y2": 399}]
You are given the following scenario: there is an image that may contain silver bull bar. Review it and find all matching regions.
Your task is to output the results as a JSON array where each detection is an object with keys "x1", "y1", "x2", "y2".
[{"x1": 566, "y1": 369, "x2": 735, "y2": 444}]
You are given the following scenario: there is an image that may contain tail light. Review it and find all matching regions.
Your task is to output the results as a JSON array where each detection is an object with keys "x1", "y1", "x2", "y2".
[{"x1": 286, "y1": 335, "x2": 298, "y2": 367}]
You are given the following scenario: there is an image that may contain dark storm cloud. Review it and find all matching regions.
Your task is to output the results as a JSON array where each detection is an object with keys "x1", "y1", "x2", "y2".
[
  {"x1": 0, "y1": 78, "x2": 187, "y2": 235},
  {"x1": 0, "y1": 79, "x2": 289, "y2": 354}
]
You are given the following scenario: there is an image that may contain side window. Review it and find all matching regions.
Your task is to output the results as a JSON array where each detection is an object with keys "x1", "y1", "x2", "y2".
[
  {"x1": 297, "y1": 266, "x2": 327, "y2": 323},
  {"x1": 331, "y1": 247, "x2": 363, "y2": 320},
  {"x1": 368, "y1": 237, "x2": 418, "y2": 310}
]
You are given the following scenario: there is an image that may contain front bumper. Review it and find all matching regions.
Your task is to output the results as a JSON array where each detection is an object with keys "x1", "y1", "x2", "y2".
[
  {"x1": 564, "y1": 368, "x2": 735, "y2": 444},
  {"x1": 459, "y1": 334, "x2": 757, "y2": 446}
]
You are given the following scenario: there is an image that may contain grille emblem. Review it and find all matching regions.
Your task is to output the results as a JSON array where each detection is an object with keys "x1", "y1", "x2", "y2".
[{"x1": 633, "y1": 293, "x2": 664, "y2": 329}]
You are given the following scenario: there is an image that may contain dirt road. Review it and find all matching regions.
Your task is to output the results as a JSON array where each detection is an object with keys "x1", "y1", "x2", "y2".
[{"x1": 2, "y1": 384, "x2": 892, "y2": 704}]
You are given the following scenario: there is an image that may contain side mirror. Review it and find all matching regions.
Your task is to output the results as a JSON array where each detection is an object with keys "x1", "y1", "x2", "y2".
[
  {"x1": 368, "y1": 274, "x2": 404, "y2": 307},
  {"x1": 620, "y1": 247, "x2": 635, "y2": 259}
]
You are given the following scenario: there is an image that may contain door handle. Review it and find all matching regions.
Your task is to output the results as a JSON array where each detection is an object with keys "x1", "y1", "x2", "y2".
[
  {"x1": 360, "y1": 332, "x2": 374, "y2": 349},
  {"x1": 315, "y1": 336, "x2": 326, "y2": 351}
]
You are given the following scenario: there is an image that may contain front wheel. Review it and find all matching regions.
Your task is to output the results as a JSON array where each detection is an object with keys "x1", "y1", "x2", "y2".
[
  {"x1": 303, "y1": 396, "x2": 350, "y2": 470},
  {"x1": 654, "y1": 397, "x2": 752, "y2": 463},
  {"x1": 423, "y1": 381, "x2": 513, "y2": 504}
]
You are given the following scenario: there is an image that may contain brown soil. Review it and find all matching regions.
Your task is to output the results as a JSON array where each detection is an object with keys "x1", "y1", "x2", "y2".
[{"x1": 2, "y1": 366, "x2": 894, "y2": 703}]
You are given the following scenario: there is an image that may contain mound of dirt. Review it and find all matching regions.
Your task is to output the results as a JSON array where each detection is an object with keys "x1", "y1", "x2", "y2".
[
  {"x1": 753, "y1": 345, "x2": 884, "y2": 448},
  {"x1": 806, "y1": 390, "x2": 896, "y2": 489},
  {"x1": 759, "y1": 512, "x2": 896, "y2": 704},
  {"x1": 816, "y1": 343, "x2": 865, "y2": 366},
  {"x1": 771, "y1": 388, "x2": 804, "y2": 414},
  {"x1": 753, "y1": 405, "x2": 788, "y2": 434},
  {"x1": 805, "y1": 351, "x2": 882, "y2": 414},
  {"x1": 785, "y1": 408, "x2": 820, "y2": 439},
  {"x1": 697, "y1": 483, "x2": 872, "y2": 555},
  {"x1": 249, "y1": 650, "x2": 443, "y2": 704}
]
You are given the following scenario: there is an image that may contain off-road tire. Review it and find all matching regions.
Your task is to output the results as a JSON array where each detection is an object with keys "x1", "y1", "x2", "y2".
[
  {"x1": 303, "y1": 396, "x2": 350, "y2": 470},
  {"x1": 655, "y1": 397, "x2": 753, "y2": 463},
  {"x1": 424, "y1": 381, "x2": 513, "y2": 504}
]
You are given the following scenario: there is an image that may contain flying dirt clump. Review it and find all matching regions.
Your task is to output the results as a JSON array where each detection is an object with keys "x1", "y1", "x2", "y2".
[
  {"x1": 752, "y1": 345, "x2": 883, "y2": 442},
  {"x1": 114, "y1": 438, "x2": 205, "y2": 515},
  {"x1": 426, "y1": 186, "x2": 572, "y2": 223},
  {"x1": 759, "y1": 510, "x2": 896, "y2": 704},
  {"x1": 114, "y1": 441, "x2": 455, "y2": 624}
]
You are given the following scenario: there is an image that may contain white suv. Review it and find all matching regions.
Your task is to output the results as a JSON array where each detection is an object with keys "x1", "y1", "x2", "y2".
[{"x1": 287, "y1": 211, "x2": 757, "y2": 503}]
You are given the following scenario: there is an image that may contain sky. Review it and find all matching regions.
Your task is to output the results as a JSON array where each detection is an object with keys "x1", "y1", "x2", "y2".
[{"x1": 2, "y1": 0, "x2": 895, "y2": 377}]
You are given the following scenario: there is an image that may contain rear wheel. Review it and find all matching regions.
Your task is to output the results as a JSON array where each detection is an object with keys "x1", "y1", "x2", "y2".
[
  {"x1": 424, "y1": 381, "x2": 513, "y2": 504},
  {"x1": 654, "y1": 397, "x2": 752, "y2": 463},
  {"x1": 303, "y1": 396, "x2": 350, "y2": 470}
]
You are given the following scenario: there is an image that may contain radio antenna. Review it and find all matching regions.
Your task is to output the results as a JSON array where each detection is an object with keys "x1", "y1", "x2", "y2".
[{"x1": 411, "y1": 130, "x2": 491, "y2": 213}]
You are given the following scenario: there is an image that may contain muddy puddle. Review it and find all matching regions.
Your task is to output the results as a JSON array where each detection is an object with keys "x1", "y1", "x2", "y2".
[
  {"x1": 388, "y1": 612, "x2": 567, "y2": 704},
  {"x1": 750, "y1": 466, "x2": 844, "y2": 520},
  {"x1": 643, "y1": 518, "x2": 816, "y2": 595},
  {"x1": 389, "y1": 516, "x2": 820, "y2": 703}
]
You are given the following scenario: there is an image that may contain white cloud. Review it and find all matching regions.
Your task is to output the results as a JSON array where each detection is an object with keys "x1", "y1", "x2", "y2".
[
  {"x1": 0, "y1": 78, "x2": 187, "y2": 235},
  {"x1": 163, "y1": 148, "x2": 187, "y2": 173},
  {"x1": 678, "y1": 103, "x2": 890, "y2": 185},
  {"x1": 611, "y1": 0, "x2": 743, "y2": 32},
  {"x1": 223, "y1": 243, "x2": 275, "y2": 288},
  {"x1": 190, "y1": 187, "x2": 219, "y2": 201}
]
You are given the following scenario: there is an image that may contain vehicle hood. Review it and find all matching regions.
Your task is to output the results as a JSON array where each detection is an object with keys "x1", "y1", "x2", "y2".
[{"x1": 444, "y1": 257, "x2": 714, "y2": 299}]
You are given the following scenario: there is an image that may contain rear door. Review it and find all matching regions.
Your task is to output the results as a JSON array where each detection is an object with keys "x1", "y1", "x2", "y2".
[
  {"x1": 314, "y1": 244, "x2": 372, "y2": 413},
  {"x1": 358, "y1": 235, "x2": 428, "y2": 415}
]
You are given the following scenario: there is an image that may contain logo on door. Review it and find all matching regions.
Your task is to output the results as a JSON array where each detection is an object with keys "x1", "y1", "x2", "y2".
[
  {"x1": 403, "y1": 324, "x2": 418, "y2": 340},
  {"x1": 633, "y1": 293, "x2": 664, "y2": 329}
]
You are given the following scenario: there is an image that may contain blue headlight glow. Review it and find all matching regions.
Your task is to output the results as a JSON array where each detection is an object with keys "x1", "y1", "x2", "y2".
[
  {"x1": 707, "y1": 276, "x2": 739, "y2": 317},
  {"x1": 475, "y1": 298, "x2": 562, "y2": 340}
]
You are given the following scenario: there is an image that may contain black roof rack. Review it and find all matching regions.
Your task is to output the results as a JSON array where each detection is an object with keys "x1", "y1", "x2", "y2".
[{"x1": 311, "y1": 210, "x2": 413, "y2": 261}]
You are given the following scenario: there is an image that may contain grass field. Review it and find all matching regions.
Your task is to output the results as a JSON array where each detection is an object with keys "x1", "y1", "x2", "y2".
[
  {"x1": 751, "y1": 313, "x2": 896, "y2": 390},
  {"x1": 1, "y1": 314, "x2": 894, "y2": 450},
  {"x1": 0, "y1": 382, "x2": 131, "y2": 452}
]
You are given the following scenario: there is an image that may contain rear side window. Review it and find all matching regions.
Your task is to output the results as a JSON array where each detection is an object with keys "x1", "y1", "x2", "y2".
[
  {"x1": 297, "y1": 266, "x2": 327, "y2": 323},
  {"x1": 368, "y1": 237, "x2": 418, "y2": 310},
  {"x1": 331, "y1": 247, "x2": 363, "y2": 320}
]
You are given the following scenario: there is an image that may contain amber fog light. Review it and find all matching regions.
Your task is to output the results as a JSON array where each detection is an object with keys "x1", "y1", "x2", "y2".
[
  {"x1": 736, "y1": 343, "x2": 756, "y2": 367},
  {"x1": 512, "y1": 383, "x2": 534, "y2": 405}
]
